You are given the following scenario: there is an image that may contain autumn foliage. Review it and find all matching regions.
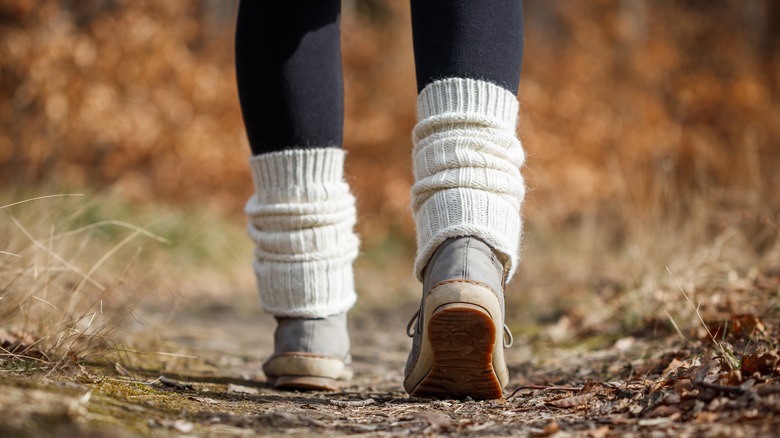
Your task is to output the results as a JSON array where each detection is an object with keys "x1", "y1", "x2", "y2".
[{"x1": 1, "y1": 0, "x2": 779, "y2": 245}]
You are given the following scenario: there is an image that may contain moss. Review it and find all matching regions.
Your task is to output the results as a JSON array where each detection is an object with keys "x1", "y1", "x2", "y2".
[
  {"x1": 84, "y1": 378, "x2": 200, "y2": 436},
  {"x1": 0, "y1": 369, "x2": 212, "y2": 436}
]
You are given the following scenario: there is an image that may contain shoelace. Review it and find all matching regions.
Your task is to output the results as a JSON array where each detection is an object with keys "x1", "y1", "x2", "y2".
[{"x1": 405, "y1": 309, "x2": 514, "y2": 348}]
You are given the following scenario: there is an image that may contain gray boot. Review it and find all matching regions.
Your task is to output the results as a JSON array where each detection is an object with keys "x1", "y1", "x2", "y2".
[
  {"x1": 263, "y1": 313, "x2": 353, "y2": 391},
  {"x1": 404, "y1": 236, "x2": 513, "y2": 399}
]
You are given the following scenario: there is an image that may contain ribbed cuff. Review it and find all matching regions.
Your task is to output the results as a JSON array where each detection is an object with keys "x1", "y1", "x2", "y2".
[
  {"x1": 246, "y1": 148, "x2": 359, "y2": 318},
  {"x1": 249, "y1": 148, "x2": 346, "y2": 205},
  {"x1": 417, "y1": 78, "x2": 519, "y2": 130}
]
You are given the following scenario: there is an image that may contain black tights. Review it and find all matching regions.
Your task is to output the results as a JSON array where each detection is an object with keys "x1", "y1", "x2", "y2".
[{"x1": 235, "y1": 1, "x2": 524, "y2": 155}]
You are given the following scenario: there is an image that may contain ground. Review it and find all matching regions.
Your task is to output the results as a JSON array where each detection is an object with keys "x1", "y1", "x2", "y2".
[
  {"x1": 1, "y1": 196, "x2": 779, "y2": 437},
  {"x1": 2, "y1": 290, "x2": 779, "y2": 437}
]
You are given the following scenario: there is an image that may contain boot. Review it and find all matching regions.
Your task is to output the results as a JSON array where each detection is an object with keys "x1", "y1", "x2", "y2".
[
  {"x1": 404, "y1": 237, "x2": 512, "y2": 399},
  {"x1": 405, "y1": 78, "x2": 525, "y2": 399},
  {"x1": 263, "y1": 313, "x2": 353, "y2": 390}
]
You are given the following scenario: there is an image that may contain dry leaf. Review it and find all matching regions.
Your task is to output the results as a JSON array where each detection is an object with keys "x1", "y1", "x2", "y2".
[
  {"x1": 673, "y1": 378, "x2": 693, "y2": 393},
  {"x1": 731, "y1": 314, "x2": 765, "y2": 338},
  {"x1": 548, "y1": 392, "x2": 596, "y2": 408},
  {"x1": 662, "y1": 358, "x2": 689, "y2": 378},
  {"x1": 741, "y1": 350, "x2": 779, "y2": 376},
  {"x1": 694, "y1": 411, "x2": 719, "y2": 423},
  {"x1": 717, "y1": 369, "x2": 743, "y2": 386},
  {"x1": 581, "y1": 381, "x2": 602, "y2": 394}
]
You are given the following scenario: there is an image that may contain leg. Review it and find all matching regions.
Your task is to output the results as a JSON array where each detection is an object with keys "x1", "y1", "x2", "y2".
[
  {"x1": 411, "y1": 0, "x2": 524, "y2": 94},
  {"x1": 405, "y1": 0, "x2": 525, "y2": 400},
  {"x1": 235, "y1": 1, "x2": 343, "y2": 153},
  {"x1": 236, "y1": 0, "x2": 359, "y2": 390}
]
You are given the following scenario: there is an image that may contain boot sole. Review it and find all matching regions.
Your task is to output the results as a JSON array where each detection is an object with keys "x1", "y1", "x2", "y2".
[
  {"x1": 271, "y1": 375, "x2": 342, "y2": 391},
  {"x1": 405, "y1": 282, "x2": 507, "y2": 400},
  {"x1": 264, "y1": 353, "x2": 352, "y2": 391}
]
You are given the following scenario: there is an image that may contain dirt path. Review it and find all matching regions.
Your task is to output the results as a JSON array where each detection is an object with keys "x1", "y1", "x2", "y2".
[{"x1": 2, "y1": 295, "x2": 779, "y2": 437}]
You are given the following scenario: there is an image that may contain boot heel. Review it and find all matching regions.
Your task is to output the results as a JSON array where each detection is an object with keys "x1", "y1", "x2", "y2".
[
  {"x1": 412, "y1": 303, "x2": 503, "y2": 400},
  {"x1": 273, "y1": 375, "x2": 341, "y2": 391}
]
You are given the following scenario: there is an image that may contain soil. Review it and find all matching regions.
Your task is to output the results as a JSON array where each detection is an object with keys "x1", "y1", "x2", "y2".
[{"x1": 1, "y1": 296, "x2": 779, "y2": 438}]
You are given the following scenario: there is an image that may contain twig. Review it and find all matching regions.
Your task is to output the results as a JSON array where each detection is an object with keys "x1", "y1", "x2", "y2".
[
  {"x1": 695, "y1": 381, "x2": 748, "y2": 395},
  {"x1": 757, "y1": 386, "x2": 780, "y2": 396},
  {"x1": 158, "y1": 376, "x2": 193, "y2": 390},
  {"x1": 330, "y1": 398, "x2": 376, "y2": 407},
  {"x1": 507, "y1": 385, "x2": 582, "y2": 400}
]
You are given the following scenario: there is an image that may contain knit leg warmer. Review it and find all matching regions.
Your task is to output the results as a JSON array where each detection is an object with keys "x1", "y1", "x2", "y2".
[
  {"x1": 412, "y1": 78, "x2": 525, "y2": 281},
  {"x1": 245, "y1": 148, "x2": 359, "y2": 318}
]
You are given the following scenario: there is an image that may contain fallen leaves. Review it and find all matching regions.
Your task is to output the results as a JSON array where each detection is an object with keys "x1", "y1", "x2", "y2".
[
  {"x1": 547, "y1": 381, "x2": 604, "y2": 409},
  {"x1": 730, "y1": 314, "x2": 766, "y2": 338},
  {"x1": 548, "y1": 392, "x2": 596, "y2": 408},
  {"x1": 741, "y1": 350, "x2": 780, "y2": 376},
  {"x1": 504, "y1": 334, "x2": 780, "y2": 436}
]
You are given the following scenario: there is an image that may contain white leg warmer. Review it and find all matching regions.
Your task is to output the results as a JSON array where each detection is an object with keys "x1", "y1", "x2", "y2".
[
  {"x1": 412, "y1": 78, "x2": 526, "y2": 281},
  {"x1": 245, "y1": 148, "x2": 359, "y2": 318}
]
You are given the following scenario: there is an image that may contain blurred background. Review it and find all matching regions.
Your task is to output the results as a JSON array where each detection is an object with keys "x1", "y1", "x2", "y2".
[{"x1": 1, "y1": 0, "x2": 779, "y2": 336}]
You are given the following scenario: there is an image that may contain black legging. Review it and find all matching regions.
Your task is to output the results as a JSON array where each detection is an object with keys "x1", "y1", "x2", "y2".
[{"x1": 235, "y1": 1, "x2": 524, "y2": 155}]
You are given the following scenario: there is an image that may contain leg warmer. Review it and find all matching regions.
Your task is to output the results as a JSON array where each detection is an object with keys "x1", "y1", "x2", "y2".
[
  {"x1": 246, "y1": 148, "x2": 359, "y2": 317},
  {"x1": 412, "y1": 78, "x2": 525, "y2": 281}
]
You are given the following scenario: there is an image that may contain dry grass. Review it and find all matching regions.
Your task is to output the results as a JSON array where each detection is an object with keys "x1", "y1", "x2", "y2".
[
  {"x1": 512, "y1": 162, "x2": 780, "y2": 350},
  {"x1": 0, "y1": 190, "x2": 255, "y2": 374},
  {"x1": 0, "y1": 193, "x2": 154, "y2": 371}
]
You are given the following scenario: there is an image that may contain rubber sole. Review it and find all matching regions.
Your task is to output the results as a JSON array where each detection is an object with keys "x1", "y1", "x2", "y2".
[
  {"x1": 271, "y1": 375, "x2": 342, "y2": 391},
  {"x1": 410, "y1": 303, "x2": 503, "y2": 400},
  {"x1": 263, "y1": 353, "x2": 353, "y2": 391}
]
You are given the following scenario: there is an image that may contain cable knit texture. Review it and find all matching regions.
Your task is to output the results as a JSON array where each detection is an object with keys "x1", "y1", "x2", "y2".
[
  {"x1": 245, "y1": 148, "x2": 359, "y2": 317},
  {"x1": 412, "y1": 78, "x2": 525, "y2": 281}
]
